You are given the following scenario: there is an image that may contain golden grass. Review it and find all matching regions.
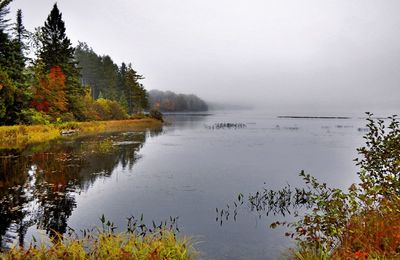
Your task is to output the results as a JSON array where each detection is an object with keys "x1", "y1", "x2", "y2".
[
  {"x1": 0, "y1": 118, "x2": 162, "y2": 150},
  {"x1": 3, "y1": 230, "x2": 197, "y2": 260}
]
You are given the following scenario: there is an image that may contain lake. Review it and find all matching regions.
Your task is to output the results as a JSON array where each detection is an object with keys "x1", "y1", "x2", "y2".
[{"x1": 0, "y1": 110, "x2": 368, "y2": 259}]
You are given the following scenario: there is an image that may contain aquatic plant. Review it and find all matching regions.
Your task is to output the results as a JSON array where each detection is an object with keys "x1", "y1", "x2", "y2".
[
  {"x1": 218, "y1": 113, "x2": 400, "y2": 258},
  {"x1": 205, "y1": 122, "x2": 247, "y2": 130}
]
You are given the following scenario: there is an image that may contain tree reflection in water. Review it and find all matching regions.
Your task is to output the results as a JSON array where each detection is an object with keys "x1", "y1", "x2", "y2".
[{"x1": 0, "y1": 128, "x2": 162, "y2": 248}]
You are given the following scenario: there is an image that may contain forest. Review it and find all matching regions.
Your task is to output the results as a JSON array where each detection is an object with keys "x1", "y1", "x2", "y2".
[
  {"x1": 0, "y1": 1, "x2": 186, "y2": 126},
  {"x1": 148, "y1": 90, "x2": 208, "y2": 112}
]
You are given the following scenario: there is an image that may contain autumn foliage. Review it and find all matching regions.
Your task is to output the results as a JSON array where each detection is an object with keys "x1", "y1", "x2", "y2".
[
  {"x1": 31, "y1": 66, "x2": 67, "y2": 117},
  {"x1": 332, "y1": 197, "x2": 400, "y2": 258}
]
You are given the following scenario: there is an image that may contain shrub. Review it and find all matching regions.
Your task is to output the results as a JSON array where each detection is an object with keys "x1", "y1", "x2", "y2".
[
  {"x1": 149, "y1": 108, "x2": 163, "y2": 122},
  {"x1": 59, "y1": 112, "x2": 75, "y2": 122},
  {"x1": 20, "y1": 108, "x2": 52, "y2": 125},
  {"x1": 108, "y1": 100, "x2": 128, "y2": 120},
  {"x1": 93, "y1": 98, "x2": 128, "y2": 120}
]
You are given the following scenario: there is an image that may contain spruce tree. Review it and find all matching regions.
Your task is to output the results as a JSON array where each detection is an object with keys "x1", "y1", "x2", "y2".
[
  {"x1": 38, "y1": 3, "x2": 84, "y2": 119},
  {"x1": 39, "y1": 3, "x2": 74, "y2": 70},
  {"x1": 14, "y1": 10, "x2": 25, "y2": 46}
]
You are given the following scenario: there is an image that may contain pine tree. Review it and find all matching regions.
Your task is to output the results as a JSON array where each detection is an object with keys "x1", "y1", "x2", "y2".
[{"x1": 125, "y1": 64, "x2": 147, "y2": 114}]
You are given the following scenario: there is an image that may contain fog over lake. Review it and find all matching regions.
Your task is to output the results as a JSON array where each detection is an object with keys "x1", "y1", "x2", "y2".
[{"x1": 9, "y1": 0, "x2": 400, "y2": 114}]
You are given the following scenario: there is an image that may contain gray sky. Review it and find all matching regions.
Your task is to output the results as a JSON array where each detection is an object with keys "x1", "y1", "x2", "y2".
[{"x1": 8, "y1": 0, "x2": 400, "y2": 114}]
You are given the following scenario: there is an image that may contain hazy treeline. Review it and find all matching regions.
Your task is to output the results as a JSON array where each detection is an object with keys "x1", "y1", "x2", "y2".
[
  {"x1": 149, "y1": 90, "x2": 208, "y2": 112},
  {"x1": 0, "y1": 1, "x2": 148, "y2": 125}
]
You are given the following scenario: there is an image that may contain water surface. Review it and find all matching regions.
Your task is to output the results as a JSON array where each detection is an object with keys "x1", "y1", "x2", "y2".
[{"x1": 0, "y1": 111, "x2": 367, "y2": 259}]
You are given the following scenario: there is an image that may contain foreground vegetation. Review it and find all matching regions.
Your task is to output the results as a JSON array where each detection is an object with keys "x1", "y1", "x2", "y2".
[
  {"x1": 1, "y1": 215, "x2": 197, "y2": 260},
  {"x1": 0, "y1": 117, "x2": 162, "y2": 150},
  {"x1": 2, "y1": 231, "x2": 195, "y2": 259},
  {"x1": 219, "y1": 113, "x2": 400, "y2": 259}
]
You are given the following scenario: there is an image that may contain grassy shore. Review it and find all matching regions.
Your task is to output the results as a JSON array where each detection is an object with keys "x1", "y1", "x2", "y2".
[
  {"x1": 2, "y1": 230, "x2": 197, "y2": 259},
  {"x1": 0, "y1": 118, "x2": 162, "y2": 150}
]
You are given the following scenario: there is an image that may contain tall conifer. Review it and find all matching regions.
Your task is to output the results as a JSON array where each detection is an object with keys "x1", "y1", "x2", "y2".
[{"x1": 38, "y1": 3, "x2": 84, "y2": 119}]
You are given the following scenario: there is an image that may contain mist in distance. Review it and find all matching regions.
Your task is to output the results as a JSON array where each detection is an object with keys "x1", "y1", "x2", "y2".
[{"x1": 10, "y1": 0, "x2": 400, "y2": 116}]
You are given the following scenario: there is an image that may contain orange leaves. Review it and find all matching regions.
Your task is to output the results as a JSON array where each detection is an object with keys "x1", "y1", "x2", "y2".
[
  {"x1": 334, "y1": 202, "x2": 400, "y2": 258},
  {"x1": 48, "y1": 65, "x2": 66, "y2": 87},
  {"x1": 353, "y1": 250, "x2": 368, "y2": 259},
  {"x1": 31, "y1": 65, "x2": 67, "y2": 117}
]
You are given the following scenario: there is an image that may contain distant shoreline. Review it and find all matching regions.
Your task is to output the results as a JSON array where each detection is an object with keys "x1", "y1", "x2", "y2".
[{"x1": 278, "y1": 116, "x2": 351, "y2": 119}]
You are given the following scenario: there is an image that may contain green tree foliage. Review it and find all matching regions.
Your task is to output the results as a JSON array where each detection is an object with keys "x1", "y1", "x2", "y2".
[
  {"x1": 125, "y1": 64, "x2": 147, "y2": 114},
  {"x1": 0, "y1": 0, "x2": 28, "y2": 125},
  {"x1": 1, "y1": 2, "x2": 151, "y2": 125},
  {"x1": 74, "y1": 42, "x2": 102, "y2": 98},
  {"x1": 0, "y1": 70, "x2": 17, "y2": 124},
  {"x1": 75, "y1": 43, "x2": 149, "y2": 115},
  {"x1": 38, "y1": 3, "x2": 84, "y2": 118},
  {"x1": 39, "y1": 4, "x2": 74, "y2": 70}
]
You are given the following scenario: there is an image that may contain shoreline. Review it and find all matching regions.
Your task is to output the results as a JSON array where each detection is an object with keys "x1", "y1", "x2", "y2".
[{"x1": 0, "y1": 118, "x2": 163, "y2": 150}]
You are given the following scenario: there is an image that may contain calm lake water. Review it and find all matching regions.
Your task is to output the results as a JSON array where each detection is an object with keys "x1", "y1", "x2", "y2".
[{"x1": 0, "y1": 111, "x2": 368, "y2": 259}]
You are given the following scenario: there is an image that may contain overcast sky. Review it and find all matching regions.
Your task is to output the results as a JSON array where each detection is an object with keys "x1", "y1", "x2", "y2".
[{"x1": 8, "y1": 0, "x2": 400, "y2": 114}]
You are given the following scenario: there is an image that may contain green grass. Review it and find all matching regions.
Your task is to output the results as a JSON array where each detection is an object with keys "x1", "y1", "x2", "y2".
[
  {"x1": 2, "y1": 230, "x2": 197, "y2": 259},
  {"x1": 0, "y1": 118, "x2": 162, "y2": 150}
]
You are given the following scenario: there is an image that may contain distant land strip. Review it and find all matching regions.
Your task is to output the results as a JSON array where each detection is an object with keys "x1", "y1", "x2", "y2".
[{"x1": 278, "y1": 116, "x2": 351, "y2": 119}]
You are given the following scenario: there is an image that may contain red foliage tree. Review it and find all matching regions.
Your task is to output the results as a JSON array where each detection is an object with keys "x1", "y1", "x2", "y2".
[{"x1": 31, "y1": 65, "x2": 67, "y2": 117}]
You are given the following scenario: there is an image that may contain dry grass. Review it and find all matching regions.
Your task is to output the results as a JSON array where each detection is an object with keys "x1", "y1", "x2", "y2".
[
  {"x1": 0, "y1": 118, "x2": 162, "y2": 150},
  {"x1": 2, "y1": 230, "x2": 196, "y2": 260}
]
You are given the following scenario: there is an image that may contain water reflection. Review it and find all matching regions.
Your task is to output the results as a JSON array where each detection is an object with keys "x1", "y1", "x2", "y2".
[{"x1": 0, "y1": 127, "x2": 162, "y2": 248}]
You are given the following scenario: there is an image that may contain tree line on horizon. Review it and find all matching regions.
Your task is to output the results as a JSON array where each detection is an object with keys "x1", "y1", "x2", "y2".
[
  {"x1": 148, "y1": 90, "x2": 208, "y2": 112},
  {"x1": 0, "y1": 1, "x2": 150, "y2": 125}
]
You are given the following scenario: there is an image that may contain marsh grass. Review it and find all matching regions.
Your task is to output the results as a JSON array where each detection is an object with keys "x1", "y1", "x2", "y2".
[
  {"x1": 2, "y1": 229, "x2": 196, "y2": 259},
  {"x1": 0, "y1": 118, "x2": 162, "y2": 150}
]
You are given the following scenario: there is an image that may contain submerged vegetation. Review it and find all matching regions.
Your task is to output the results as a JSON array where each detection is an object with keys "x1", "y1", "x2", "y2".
[
  {"x1": 218, "y1": 113, "x2": 400, "y2": 258},
  {"x1": 205, "y1": 122, "x2": 247, "y2": 130}
]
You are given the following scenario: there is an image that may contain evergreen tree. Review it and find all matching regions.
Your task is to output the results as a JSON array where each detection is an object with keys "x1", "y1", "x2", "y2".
[
  {"x1": 133, "y1": 83, "x2": 148, "y2": 112},
  {"x1": 11, "y1": 9, "x2": 27, "y2": 82},
  {"x1": 0, "y1": 0, "x2": 28, "y2": 125},
  {"x1": 39, "y1": 4, "x2": 74, "y2": 70},
  {"x1": 38, "y1": 3, "x2": 84, "y2": 119},
  {"x1": 125, "y1": 64, "x2": 145, "y2": 114},
  {"x1": 99, "y1": 55, "x2": 118, "y2": 100},
  {"x1": 74, "y1": 43, "x2": 149, "y2": 115},
  {"x1": 75, "y1": 42, "x2": 102, "y2": 98},
  {"x1": 14, "y1": 9, "x2": 26, "y2": 47}
]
